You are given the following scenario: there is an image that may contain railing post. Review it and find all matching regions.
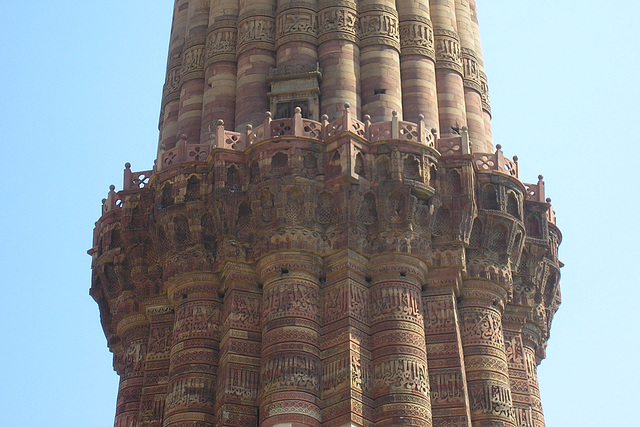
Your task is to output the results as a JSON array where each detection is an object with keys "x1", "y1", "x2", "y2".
[
  {"x1": 157, "y1": 145, "x2": 166, "y2": 172},
  {"x1": 461, "y1": 126, "x2": 470, "y2": 155},
  {"x1": 215, "y1": 120, "x2": 226, "y2": 148},
  {"x1": 177, "y1": 134, "x2": 187, "y2": 162},
  {"x1": 124, "y1": 163, "x2": 132, "y2": 191},
  {"x1": 495, "y1": 144, "x2": 506, "y2": 173},
  {"x1": 263, "y1": 112, "x2": 272, "y2": 139},
  {"x1": 547, "y1": 198, "x2": 556, "y2": 224},
  {"x1": 293, "y1": 107, "x2": 303, "y2": 137},
  {"x1": 391, "y1": 110, "x2": 399, "y2": 139},
  {"x1": 245, "y1": 124, "x2": 253, "y2": 144},
  {"x1": 105, "y1": 185, "x2": 117, "y2": 213},
  {"x1": 537, "y1": 175, "x2": 546, "y2": 202},
  {"x1": 432, "y1": 128, "x2": 440, "y2": 152},
  {"x1": 343, "y1": 103, "x2": 352, "y2": 131},
  {"x1": 364, "y1": 114, "x2": 371, "y2": 141},
  {"x1": 321, "y1": 114, "x2": 329, "y2": 140},
  {"x1": 418, "y1": 114, "x2": 426, "y2": 145}
]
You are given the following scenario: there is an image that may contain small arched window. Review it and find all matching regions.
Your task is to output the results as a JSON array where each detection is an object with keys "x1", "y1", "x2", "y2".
[
  {"x1": 361, "y1": 192, "x2": 377, "y2": 224},
  {"x1": 450, "y1": 170, "x2": 463, "y2": 194},
  {"x1": 507, "y1": 192, "x2": 520, "y2": 219},
  {"x1": 236, "y1": 201, "x2": 252, "y2": 234},
  {"x1": 316, "y1": 192, "x2": 333, "y2": 223},
  {"x1": 271, "y1": 152, "x2": 288, "y2": 170},
  {"x1": 304, "y1": 153, "x2": 317, "y2": 170},
  {"x1": 355, "y1": 152, "x2": 365, "y2": 176},
  {"x1": 434, "y1": 207, "x2": 450, "y2": 236},
  {"x1": 185, "y1": 176, "x2": 200, "y2": 202},
  {"x1": 489, "y1": 223, "x2": 509, "y2": 254},
  {"x1": 482, "y1": 185, "x2": 499, "y2": 210},
  {"x1": 469, "y1": 218, "x2": 483, "y2": 247},
  {"x1": 226, "y1": 164, "x2": 240, "y2": 187},
  {"x1": 161, "y1": 183, "x2": 174, "y2": 207},
  {"x1": 249, "y1": 163, "x2": 260, "y2": 183},
  {"x1": 286, "y1": 187, "x2": 305, "y2": 223},
  {"x1": 376, "y1": 156, "x2": 390, "y2": 179},
  {"x1": 174, "y1": 216, "x2": 190, "y2": 244},
  {"x1": 403, "y1": 155, "x2": 421, "y2": 180},
  {"x1": 429, "y1": 165, "x2": 437, "y2": 186},
  {"x1": 525, "y1": 214, "x2": 542, "y2": 238}
]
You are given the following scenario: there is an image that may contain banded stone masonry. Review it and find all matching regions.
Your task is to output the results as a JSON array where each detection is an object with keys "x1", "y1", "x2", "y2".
[{"x1": 91, "y1": 1, "x2": 562, "y2": 426}]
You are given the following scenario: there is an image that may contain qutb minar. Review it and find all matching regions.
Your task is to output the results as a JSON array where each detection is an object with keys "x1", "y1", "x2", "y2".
[{"x1": 90, "y1": 0, "x2": 562, "y2": 426}]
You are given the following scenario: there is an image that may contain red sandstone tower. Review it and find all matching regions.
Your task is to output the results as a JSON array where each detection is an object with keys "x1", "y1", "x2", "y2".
[{"x1": 90, "y1": 1, "x2": 562, "y2": 426}]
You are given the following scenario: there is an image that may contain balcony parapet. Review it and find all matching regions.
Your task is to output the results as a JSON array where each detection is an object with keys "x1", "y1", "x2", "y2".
[
  {"x1": 473, "y1": 144, "x2": 519, "y2": 179},
  {"x1": 102, "y1": 106, "x2": 557, "y2": 226},
  {"x1": 102, "y1": 185, "x2": 122, "y2": 215},
  {"x1": 159, "y1": 134, "x2": 211, "y2": 170},
  {"x1": 123, "y1": 163, "x2": 152, "y2": 191},
  {"x1": 525, "y1": 175, "x2": 546, "y2": 203},
  {"x1": 157, "y1": 104, "x2": 437, "y2": 171}
]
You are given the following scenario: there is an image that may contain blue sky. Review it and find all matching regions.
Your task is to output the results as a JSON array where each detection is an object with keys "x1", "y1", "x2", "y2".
[{"x1": 0, "y1": 1, "x2": 638, "y2": 425}]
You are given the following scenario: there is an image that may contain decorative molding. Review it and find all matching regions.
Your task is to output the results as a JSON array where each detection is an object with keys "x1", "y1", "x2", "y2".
[
  {"x1": 205, "y1": 21, "x2": 237, "y2": 64},
  {"x1": 318, "y1": 6, "x2": 359, "y2": 43},
  {"x1": 237, "y1": 14, "x2": 276, "y2": 54},
  {"x1": 276, "y1": 9, "x2": 318, "y2": 48},
  {"x1": 434, "y1": 29, "x2": 463, "y2": 73},
  {"x1": 359, "y1": 6, "x2": 400, "y2": 50},
  {"x1": 399, "y1": 18, "x2": 435, "y2": 59},
  {"x1": 462, "y1": 48, "x2": 482, "y2": 92}
]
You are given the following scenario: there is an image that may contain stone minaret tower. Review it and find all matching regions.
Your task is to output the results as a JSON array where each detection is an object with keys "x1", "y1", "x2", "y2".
[{"x1": 90, "y1": 1, "x2": 562, "y2": 426}]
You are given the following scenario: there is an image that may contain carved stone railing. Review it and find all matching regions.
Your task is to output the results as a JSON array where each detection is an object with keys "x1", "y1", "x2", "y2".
[
  {"x1": 548, "y1": 205, "x2": 556, "y2": 224},
  {"x1": 524, "y1": 175, "x2": 556, "y2": 224},
  {"x1": 437, "y1": 127, "x2": 471, "y2": 157},
  {"x1": 124, "y1": 163, "x2": 152, "y2": 191},
  {"x1": 158, "y1": 104, "x2": 437, "y2": 170},
  {"x1": 159, "y1": 135, "x2": 211, "y2": 169},
  {"x1": 473, "y1": 144, "x2": 519, "y2": 179},
  {"x1": 524, "y1": 175, "x2": 546, "y2": 203},
  {"x1": 106, "y1": 107, "x2": 558, "y2": 224},
  {"x1": 102, "y1": 185, "x2": 122, "y2": 214}
]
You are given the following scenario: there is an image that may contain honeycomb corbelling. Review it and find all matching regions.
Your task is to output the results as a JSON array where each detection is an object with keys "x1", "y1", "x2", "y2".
[{"x1": 91, "y1": 1, "x2": 562, "y2": 426}]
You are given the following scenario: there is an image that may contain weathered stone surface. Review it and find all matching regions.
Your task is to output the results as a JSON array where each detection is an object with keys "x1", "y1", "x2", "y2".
[{"x1": 91, "y1": 2, "x2": 561, "y2": 426}]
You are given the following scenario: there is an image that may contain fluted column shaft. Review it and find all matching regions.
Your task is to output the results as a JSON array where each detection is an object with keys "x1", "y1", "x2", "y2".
[
  {"x1": 468, "y1": 0, "x2": 493, "y2": 148},
  {"x1": 459, "y1": 280, "x2": 516, "y2": 427},
  {"x1": 177, "y1": 0, "x2": 210, "y2": 144},
  {"x1": 318, "y1": 0, "x2": 360, "y2": 120},
  {"x1": 423, "y1": 269, "x2": 472, "y2": 426},
  {"x1": 201, "y1": 0, "x2": 239, "y2": 134},
  {"x1": 138, "y1": 303, "x2": 175, "y2": 427},
  {"x1": 258, "y1": 252, "x2": 323, "y2": 427},
  {"x1": 455, "y1": 0, "x2": 487, "y2": 152},
  {"x1": 321, "y1": 251, "x2": 373, "y2": 426},
  {"x1": 397, "y1": 0, "x2": 439, "y2": 127},
  {"x1": 160, "y1": 0, "x2": 190, "y2": 151},
  {"x1": 522, "y1": 321, "x2": 545, "y2": 427},
  {"x1": 216, "y1": 263, "x2": 261, "y2": 426},
  {"x1": 502, "y1": 309, "x2": 534, "y2": 427},
  {"x1": 114, "y1": 317, "x2": 150, "y2": 427},
  {"x1": 235, "y1": 0, "x2": 277, "y2": 130},
  {"x1": 275, "y1": 0, "x2": 318, "y2": 66},
  {"x1": 270, "y1": 0, "x2": 320, "y2": 119},
  {"x1": 163, "y1": 274, "x2": 221, "y2": 427},
  {"x1": 429, "y1": 0, "x2": 467, "y2": 137},
  {"x1": 359, "y1": 0, "x2": 403, "y2": 122},
  {"x1": 369, "y1": 255, "x2": 432, "y2": 427}
]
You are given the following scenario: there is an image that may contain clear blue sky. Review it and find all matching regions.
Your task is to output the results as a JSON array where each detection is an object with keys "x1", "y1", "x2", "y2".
[{"x1": 0, "y1": 1, "x2": 637, "y2": 425}]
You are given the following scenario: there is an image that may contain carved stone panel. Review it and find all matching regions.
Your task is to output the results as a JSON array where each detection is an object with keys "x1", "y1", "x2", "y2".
[{"x1": 434, "y1": 29, "x2": 463, "y2": 73}]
